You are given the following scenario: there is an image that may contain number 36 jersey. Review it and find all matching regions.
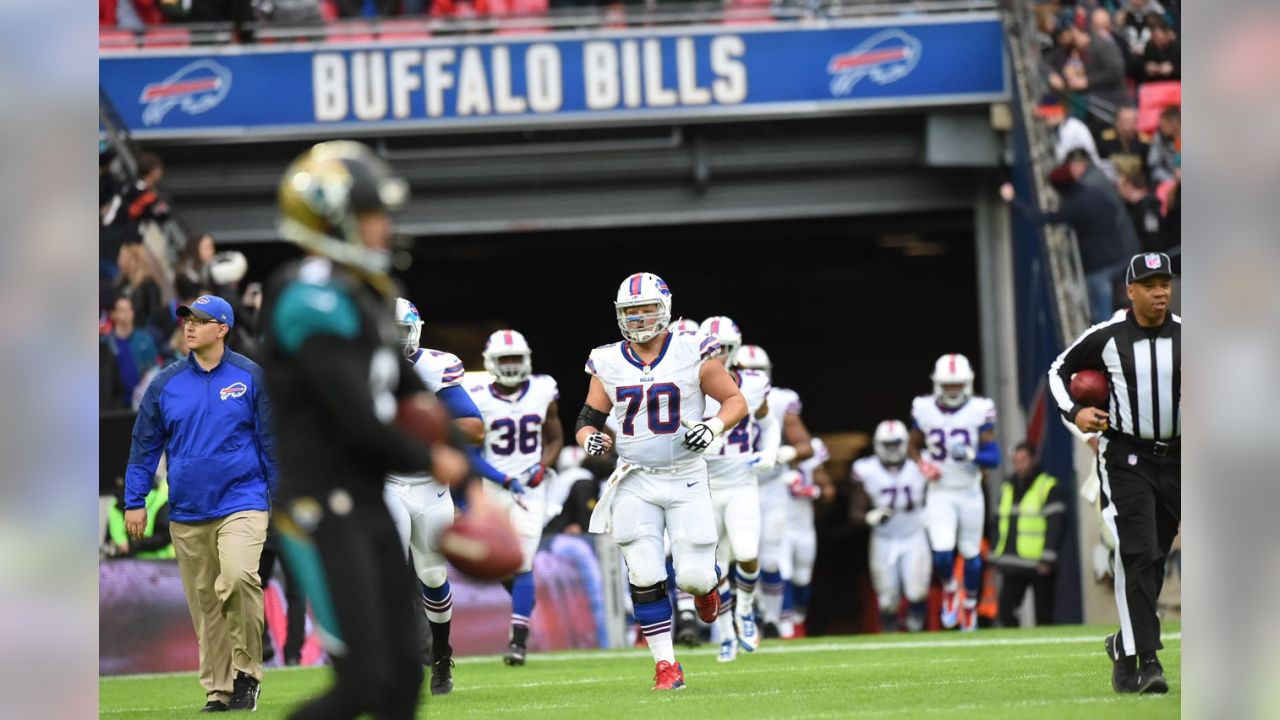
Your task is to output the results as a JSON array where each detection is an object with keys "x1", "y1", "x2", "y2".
[
  {"x1": 586, "y1": 331, "x2": 720, "y2": 468},
  {"x1": 467, "y1": 375, "x2": 559, "y2": 477},
  {"x1": 910, "y1": 395, "x2": 997, "y2": 491}
]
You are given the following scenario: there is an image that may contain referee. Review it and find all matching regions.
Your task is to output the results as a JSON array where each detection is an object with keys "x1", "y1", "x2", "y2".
[{"x1": 1048, "y1": 252, "x2": 1180, "y2": 695}]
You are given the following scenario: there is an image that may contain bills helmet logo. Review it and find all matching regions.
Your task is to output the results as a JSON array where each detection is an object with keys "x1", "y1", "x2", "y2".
[
  {"x1": 827, "y1": 29, "x2": 922, "y2": 97},
  {"x1": 140, "y1": 60, "x2": 232, "y2": 127},
  {"x1": 655, "y1": 278, "x2": 671, "y2": 296},
  {"x1": 219, "y1": 382, "x2": 248, "y2": 401}
]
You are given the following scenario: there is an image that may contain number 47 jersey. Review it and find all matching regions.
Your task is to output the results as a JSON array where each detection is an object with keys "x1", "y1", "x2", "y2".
[
  {"x1": 586, "y1": 331, "x2": 719, "y2": 468},
  {"x1": 911, "y1": 395, "x2": 997, "y2": 492}
]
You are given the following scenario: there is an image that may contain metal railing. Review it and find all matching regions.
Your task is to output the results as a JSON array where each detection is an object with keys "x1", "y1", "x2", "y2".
[{"x1": 1002, "y1": 0, "x2": 1090, "y2": 346}]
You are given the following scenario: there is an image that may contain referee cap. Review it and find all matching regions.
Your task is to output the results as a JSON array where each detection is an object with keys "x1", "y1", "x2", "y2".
[{"x1": 1126, "y1": 253, "x2": 1175, "y2": 284}]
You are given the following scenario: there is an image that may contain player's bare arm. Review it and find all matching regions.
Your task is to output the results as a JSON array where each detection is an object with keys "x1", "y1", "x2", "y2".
[
  {"x1": 755, "y1": 399, "x2": 770, "y2": 419},
  {"x1": 454, "y1": 416, "x2": 486, "y2": 445},
  {"x1": 576, "y1": 375, "x2": 614, "y2": 454},
  {"x1": 541, "y1": 399, "x2": 565, "y2": 467},
  {"x1": 699, "y1": 358, "x2": 749, "y2": 429},
  {"x1": 784, "y1": 410, "x2": 815, "y2": 462},
  {"x1": 908, "y1": 428, "x2": 926, "y2": 462}
]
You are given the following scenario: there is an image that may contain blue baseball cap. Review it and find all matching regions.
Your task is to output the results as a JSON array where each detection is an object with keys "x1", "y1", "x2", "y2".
[{"x1": 177, "y1": 295, "x2": 235, "y2": 327}]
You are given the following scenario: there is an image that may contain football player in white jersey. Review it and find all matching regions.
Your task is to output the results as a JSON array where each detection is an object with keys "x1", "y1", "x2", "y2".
[
  {"x1": 669, "y1": 317, "x2": 700, "y2": 335},
  {"x1": 384, "y1": 299, "x2": 532, "y2": 695},
  {"x1": 467, "y1": 329, "x2": 564, "y2": 667},
  {"x1": 909, "y1": 353, "x2": 1001, "y2": 632},
  {"x1": 698, "y1": 317, "x2": 779, "y2": 661},
  {"x1": 733, "y1": 344, "x2": 814, "y2": 638},
  {"x1": 853, "y1": 421, "x2": 931, "y2": 633},
  {"x1": 779, "y1": 437, "x2": 826, "y2": 638},
  {"x1": 577, "y1": 272, "x2": 747, "y2": 691}
]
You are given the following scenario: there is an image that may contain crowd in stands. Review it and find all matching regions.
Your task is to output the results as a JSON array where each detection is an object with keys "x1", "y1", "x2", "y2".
[
  {"x1": 1007, "y1": 0, "x2": 1181, "y2": 323},
  {"x1": 99, "y1": 142, "x2": 260, "y2": 412}
]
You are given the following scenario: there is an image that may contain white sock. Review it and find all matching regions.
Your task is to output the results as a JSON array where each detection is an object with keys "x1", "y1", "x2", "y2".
[
  {"x1": 734, "y1": 568, "x2": 759, "y2": 618},
  {"x1": 675, "y1": 592, "x2": 696, "y2": 614},
  {"x1": 647, "y1": 631, "x2": 676, "y2": 664}
]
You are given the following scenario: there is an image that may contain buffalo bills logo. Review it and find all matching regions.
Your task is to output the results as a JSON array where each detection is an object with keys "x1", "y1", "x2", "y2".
[
  {"x1": 655, "y1": 278, "x2": 670, "y2": 296},
  {"x1": 140, "y1": 59, "x2": 232, "y2": 126},
  {"x1": 220, "y1": 382, "x2": 248, "y2": 401},
  {"x1": 827, "y1": 29, "x2": 922, "y2": 97}
]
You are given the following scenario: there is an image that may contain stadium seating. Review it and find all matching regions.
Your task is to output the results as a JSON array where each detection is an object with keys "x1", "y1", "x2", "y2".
[
  {"x1": 326, "y1": 21, "x2": 377, "y2": 44},
  {"x1": 723, "y1": 0, "x2": 775, "y2": 26},
  {"x1": 378, "y1": 19, "x2": 432, "y2": 41},
  {"x1": 1137, "y1": 80, "x2": 1181, "y2": 134},
  {"x1": 140, "y1": 27, "x2": 191, "y2": 49},
  {"x1": 99, "y1": 29, "x2": 136, "y2": 52}
]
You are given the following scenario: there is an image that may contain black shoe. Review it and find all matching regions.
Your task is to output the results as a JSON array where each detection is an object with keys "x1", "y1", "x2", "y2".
[
  {"x1": 1104, "y1": 633, "x2": 1138, "y2": 693},
  {"x1": 284, "y1": 655, "x2": 300, "y2": 667},
  {"x1": 763, "y1": 622, "x2": 781, "y2": 639},
  {"x1": 674, "y1": 609, "x2": 703, "y2": 648},
  {"x1": 430, "y1": 655, "x2": 455, "y2": 696},
  {"x1": 503, "y1": 641, "x2": 527, "y2": 666},
  {"x1": 229, "y1": 671, "x2": 260, "y2": 711},
  {"x1": 201, "y1": 700, "x2": 229, "y2": 713},
  {"x1": 1135, "y1": 658, "x2": 1169, "y2": 694}
]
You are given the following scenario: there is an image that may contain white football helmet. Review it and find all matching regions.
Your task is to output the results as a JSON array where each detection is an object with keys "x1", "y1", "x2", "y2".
[
  {"x1": 669, "y1": 317, "x2": 700, "y2": 335},
  {"x1": 931, "y1": 353, "x2": 975, "y2": 408},
  {"x1": 393, "y1": 297, "x2": 423, "y2": 358},
  {"x1": 873, "y1": 420, "x2": 910, "y2": 465},
  {"x1": 556, "y1": 445, "x2": 586, "y2": 473},
  {"x1": 614, "y1": 272, "x2": 673, "y2": 343},
  {"x1": 734, "y1": 344, "x2": 772, "y2": 378},
  {"x1": 482, "y1": 329, "x2": 533, "y2": 386},
  {"x1": 699, "y1": 316, "x2": 743, "y2": 364}
]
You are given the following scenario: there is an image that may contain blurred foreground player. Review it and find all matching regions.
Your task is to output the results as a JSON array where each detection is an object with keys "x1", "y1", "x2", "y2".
[{"x1": 263, "y1": 142, "x2": 469, "y2": 719}]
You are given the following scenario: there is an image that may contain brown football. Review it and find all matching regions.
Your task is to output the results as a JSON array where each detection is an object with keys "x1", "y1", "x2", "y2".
[
  {"x1": 396, "y1": 393, "x2": 449, "y2": 446},
  {"x1": 1070, "y1": 370, "x2": 1110, "y2": 408},
  {"x1": 440, "y1": 509, "x2": 523, "y2": 581}
]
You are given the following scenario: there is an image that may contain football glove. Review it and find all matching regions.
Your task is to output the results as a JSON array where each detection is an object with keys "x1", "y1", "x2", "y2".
[
  {"x1": 919, "y1": 459, "x2": 942, "y2": 481},
  {"x1": 787, "y1": 474, "x2": 821, "y2": 500},
  {"x1": 865, "y1": 506, "x2": 895, "y2": 526},
  {"x1": 750, "y1": 448, "x2": 777, "y2": 473},
  {"x1": 584, "y1": 432, "x2": 609, "y2": 456},
  {"x1": 521, "y1": 462, "x2": 549, "y2": 489},
  {"x1": 680, "y1": 418, "x2": 725, "y2": 453},
  {"x1": 948, "y1": 439, "x2": 975, "y2": 463}
]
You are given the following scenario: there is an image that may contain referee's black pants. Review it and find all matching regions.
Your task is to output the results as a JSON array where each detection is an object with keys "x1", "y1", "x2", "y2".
[
  {"x1": 281, "y1": 501, "x2": 424, "y2": 720},
  {"x1": 1097, "y1": 435, "x2": 1181, "y2": 658}
]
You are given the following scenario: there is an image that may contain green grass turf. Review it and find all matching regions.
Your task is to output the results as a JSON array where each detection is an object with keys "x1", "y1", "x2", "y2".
[{"x1": 100, "y1": 623, "x2": 1180, "y2": 719}]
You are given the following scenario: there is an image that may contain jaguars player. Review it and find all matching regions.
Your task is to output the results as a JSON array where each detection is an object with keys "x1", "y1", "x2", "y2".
[
  {"x1": 263, "y1": 142, "x2": 472, "y2": 718},
  {"x1": 467, "y1": 329, "x2": 564, "y2": 667},
  {"x1": 732, "y1": 344, "x2": 814, "y2": 637},
  {"x1": 909, "y1": 353, "x2": 1000, "y2": 632},
  {"x1": 853, "y1": 421, "x2": 931, "y2": 633},
  {"x1": 577, "y1": 272, "x2": 747, "y2": 691},
  {"x1": 698, "y1": 317, "x2": 778, "y2": 661}
]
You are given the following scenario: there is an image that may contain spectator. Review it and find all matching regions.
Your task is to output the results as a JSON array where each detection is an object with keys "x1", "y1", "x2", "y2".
[
  {"x1": 1038, "y1": 99, "x2": 1101, "y2": 166},
  {"x1": 335, "y1": 0, "x2": 399, "y2": 16},
  {"x1": 102, "y1": 152, "x2": 170, "y2": 241},
  {"x1": 1000, "y1": 150, "x2": 1138, "y2": 323},
  {"x1": 103, "y1": 477, "x2": 174, "y2": 560},
  {"x1": 114, "y1": 243, "x2": 171, "y2": 344},
  {"x1": 175, "y1": 233, "x2": 217, "y2": 300},
  {"x1": 1117, "y1": 173, "x2": 1165, "y2": 253},
  {"x1": 1122, "y1": 0, "x2": 1168, "y2": 46},
  {"x1": 1068, "y1": 25, "x2": 1131, "y2": 129},
  {"x1": 994, "y1": 443, "x2": 1066, "y2": 628},
  {"x1": 101, "y1": 295, "x2": 163, "y2": 404},
  {"x1": 1097, "y1": 106, "x2": 1152, "y2": 181},
  {"x1": 100, "y1": 337, "x2": 128, "y2": 411},
  {"x1": 1141, "y1": 16, "x2": 1180, "y2": 82},
  {"x1": 1090, "y1": 7, "x2": 1140, "y2": 82},
  {"x1": 1148, "y1": 106, "x2": 1181, "y2": 184}
]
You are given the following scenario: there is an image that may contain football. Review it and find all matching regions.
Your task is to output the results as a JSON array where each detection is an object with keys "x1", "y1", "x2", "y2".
[
  {"x1": 440, "y1": 508, "x2": 524, "y2": 581},
  {"x1": 396, "y1": 393, "x2": 449, "y2": 446},
  {"x1": 1070, "y1": 369, "x2": 1110, "y2": 408}
]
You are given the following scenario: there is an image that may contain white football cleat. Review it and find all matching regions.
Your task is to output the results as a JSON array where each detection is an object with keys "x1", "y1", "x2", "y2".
[
  {"x1": 717, "y1": 639, "x2": 738, "y2": 663},
  {"x1": 735, "y1": 612, "x2": 760, "y2": 652}
]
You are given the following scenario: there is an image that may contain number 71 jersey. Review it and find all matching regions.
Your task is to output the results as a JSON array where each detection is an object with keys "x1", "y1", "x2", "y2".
[
  {"x1": 910, "y1": 395, "x2": 997, "y2": 491},
  {"x1": 586, "y1": 331, "x2": 718, "y2": 467},
  {"x1": 466, "y1": 375, "x2": 560, "y2": 477}
]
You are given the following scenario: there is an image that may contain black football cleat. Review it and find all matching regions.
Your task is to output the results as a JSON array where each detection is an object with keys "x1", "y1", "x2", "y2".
[
  {"x1": 228, "y1": 671, "x2": 260, "y2": 711},
  {"x1": 1104, "y1": 633, "x2": 1138, "y2": 693},
  {"x1": 504, "y1": 641, "x2": 527, "y2": 666},
  {"x1": 675, "y1": 609, "x2": 703, "y2": 647},
  {"x1": 430, "y1": 655, "x2": 455, "y2": 695},
  {"x1": 762, "y1": 621, "x2": 781, "y2": 640},
  {"x1": 201, "y1": 699, "x2": 229, "y2": 713},
  {"x1": 1135, "y1": 658, "x2": 1169, "y2": 694}
]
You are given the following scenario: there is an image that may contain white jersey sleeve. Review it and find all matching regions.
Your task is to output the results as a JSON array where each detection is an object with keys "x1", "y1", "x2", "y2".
[
  {"x1": 411, "y1": 348, "x2": 466, "y2": 392},
  {"x1": 585, "y1": 332, "x2": 710, "y2": 467},
  {"x1": 911, "y1": 395, "x2": 997, "y2": 490}
]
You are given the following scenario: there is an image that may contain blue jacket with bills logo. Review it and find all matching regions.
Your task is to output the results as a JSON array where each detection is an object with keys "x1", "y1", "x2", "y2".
[{"x1": 125, "y1": 350, "x2": 277, "y2": 522}]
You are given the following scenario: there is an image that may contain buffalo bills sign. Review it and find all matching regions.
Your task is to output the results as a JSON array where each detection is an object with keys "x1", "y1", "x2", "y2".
[{"x1": 100, "y1": 14, "x2": 1006, "y2": 139}]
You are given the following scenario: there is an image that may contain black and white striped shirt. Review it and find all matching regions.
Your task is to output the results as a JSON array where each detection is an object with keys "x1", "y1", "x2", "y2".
[{"x1": 1049, "y1": 310, "x2": 1181, "y2": 441}]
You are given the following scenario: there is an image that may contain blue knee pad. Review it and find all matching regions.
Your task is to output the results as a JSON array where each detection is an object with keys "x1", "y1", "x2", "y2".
[{"x1": 963, "y1": 555, "x2": 983, "y2": 595}]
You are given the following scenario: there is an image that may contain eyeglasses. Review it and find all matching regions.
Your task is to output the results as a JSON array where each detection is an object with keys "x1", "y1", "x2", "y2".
[{"x1": 182, "y1": 316, "x2": 217, "y2": 328}]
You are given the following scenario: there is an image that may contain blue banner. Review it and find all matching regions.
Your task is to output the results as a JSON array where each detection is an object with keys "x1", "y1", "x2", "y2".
[{"x1": 100, "y1": 15, "x2": 1007, "y2": 139}]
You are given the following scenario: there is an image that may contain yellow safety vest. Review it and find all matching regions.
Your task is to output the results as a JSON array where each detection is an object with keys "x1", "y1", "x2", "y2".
[
  {"x1": 107, "y1": 487, "x2": 175, "y2": 560},
  {"x1": 995, "y1": 472, "x2": 1057, "y2": 561}
]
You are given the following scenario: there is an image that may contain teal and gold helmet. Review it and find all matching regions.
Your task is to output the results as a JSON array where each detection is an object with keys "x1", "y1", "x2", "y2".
[{"x1": 277, "y1": 141, "x2": 408, "y2": 276}]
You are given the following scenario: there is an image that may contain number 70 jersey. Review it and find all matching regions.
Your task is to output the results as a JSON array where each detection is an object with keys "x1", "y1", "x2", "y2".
[
  {"x1": 585, "y1": 331, "x2": 719, "y2": 467},
  {"x1": 910, "y1": 395, "x2": 997, "y2": 491}
]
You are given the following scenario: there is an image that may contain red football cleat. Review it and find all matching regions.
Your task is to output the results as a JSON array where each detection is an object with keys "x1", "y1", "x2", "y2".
[
  {"x1": 694, "y1": 590, "x2": 719, "y2": 624},
  {"x1": 653, "y1": 660, "x2": 685, "y2": 691}
]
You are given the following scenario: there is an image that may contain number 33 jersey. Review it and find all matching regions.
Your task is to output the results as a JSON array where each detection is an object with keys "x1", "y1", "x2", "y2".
[
  {"x1": 586, "y1": 331, "x2": 720, "y2": 468},
  {"x1": 910, "y1": 395, "x2": 997, "y2": 491},
  {"x1": 466, "y1": 375, "x2": 559, "y2": 477}
]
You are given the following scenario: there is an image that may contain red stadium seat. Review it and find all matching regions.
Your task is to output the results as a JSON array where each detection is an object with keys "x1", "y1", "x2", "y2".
[
  {"x1": 723, "y1": 0, "x2": 775, "y2": 27},
  {"x1": 326, "y1": 21, "x2": 376, "y2": 44},
  {"x1": 319, "y1": 0, "x2": 340, "y2": 22},
  {"x1": 1137, "y1": 81, "x2": 1181, "y2": 134},
  {"x1": 379, "y1": 19, "x2": 431, "y2": 41},
  {"x1": 140, "y1": 28, "x2": 191, "y2": 49},
  {"x1": 99, "y1": 29, "x2": 136, "y2": 52}
]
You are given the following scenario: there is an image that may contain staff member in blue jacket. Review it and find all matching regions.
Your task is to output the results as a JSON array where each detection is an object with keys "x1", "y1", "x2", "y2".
[{"x1": 125, "y1": 294, "x2": 277, "y2": 713}]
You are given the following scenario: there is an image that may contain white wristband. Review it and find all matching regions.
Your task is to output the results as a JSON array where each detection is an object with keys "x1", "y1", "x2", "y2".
[{"x1": 704, "y1": 417, "x2": 725, "y2": 437}]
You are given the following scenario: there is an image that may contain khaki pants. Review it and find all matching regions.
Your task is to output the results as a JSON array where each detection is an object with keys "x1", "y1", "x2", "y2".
[{"x1": 171, "y1": 510, "x2": 268, "y2": 702}]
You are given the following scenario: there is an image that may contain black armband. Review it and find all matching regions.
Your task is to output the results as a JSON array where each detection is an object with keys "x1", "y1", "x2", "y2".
[{"x1": 575, "y1": 404, "x2": 608, "y2": 434}]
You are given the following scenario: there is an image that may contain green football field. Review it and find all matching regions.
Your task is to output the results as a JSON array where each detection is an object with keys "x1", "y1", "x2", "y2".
[{"x1": 100, "y1": 624, "x2": 1180, "y2": 719}]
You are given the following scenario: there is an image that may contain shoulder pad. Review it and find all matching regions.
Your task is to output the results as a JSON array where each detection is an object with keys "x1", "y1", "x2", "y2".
[{"x1": 272, "y1": 281, "x2": 359, "y2": 355}]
